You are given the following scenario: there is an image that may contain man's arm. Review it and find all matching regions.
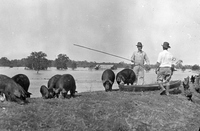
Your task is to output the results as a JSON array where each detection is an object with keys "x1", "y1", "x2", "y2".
[
  {"x1": 155, "y1": 62, "x2": 160, "y2": 74},
  {"x1": 155, "y1": 62, "x2": 160, "y2": 69},
  {"x1": 144, "y1": 52, "x2": 150, "y2": 65},
  {"x1": 131, "y1": 52, "x2": 135, "y2": 63}
]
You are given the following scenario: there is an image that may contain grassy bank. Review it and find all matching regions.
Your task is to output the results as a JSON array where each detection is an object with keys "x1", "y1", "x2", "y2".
[{"x1": 0, "y1": 91, "x2": 200, "y2": 131}]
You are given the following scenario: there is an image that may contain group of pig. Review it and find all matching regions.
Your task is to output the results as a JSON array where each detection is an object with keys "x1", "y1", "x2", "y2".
[{"x1": 0, "y1": 68, "x2": 136, "y2": 104}]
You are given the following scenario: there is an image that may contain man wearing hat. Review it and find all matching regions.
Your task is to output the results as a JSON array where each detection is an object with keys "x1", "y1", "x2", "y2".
[
  {"x1": 155, "y1": 42, "x2": 174, "y2": 95},
  {"x1": 131, "y1": 42, "x2": 150, "y2": 85}
]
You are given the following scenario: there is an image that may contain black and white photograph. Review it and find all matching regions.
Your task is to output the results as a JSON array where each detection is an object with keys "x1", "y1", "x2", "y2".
[{"x1": 0, "y1": 0, "x2": 200, "y2": 130}]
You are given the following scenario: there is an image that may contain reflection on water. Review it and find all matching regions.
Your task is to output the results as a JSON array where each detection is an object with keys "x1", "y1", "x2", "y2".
[{"x1": 0, "y1": 67, "x2": 197, "y2": 98}]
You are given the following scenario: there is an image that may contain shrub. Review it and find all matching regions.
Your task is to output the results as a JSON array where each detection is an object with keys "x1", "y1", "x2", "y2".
[{"x1": 192, "y1": 64, "x2": 200, "y2": 71}]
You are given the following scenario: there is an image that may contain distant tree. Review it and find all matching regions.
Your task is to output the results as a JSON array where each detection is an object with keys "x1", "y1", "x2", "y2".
[
  {"x1": 125, "y1": 65, "x2": 130, "y2": 69},
  {"x1": 24, "y1": 57, "x2": 33, "y2": 69},
  {"x1": 40, "y1": 58, "x2": 50, "y2": 70},
  {"x1": 55, "y1": 54, "x2": 69, "y2": 70},
  {"x1": 25, "y1": 51, "x2": 48, "y2": 73},
  {"x1": 118, "y1": 61, "x2": 127, "y2": 68},
  {"x1": 48, "y1": 60, "x2": 54, "y2": 67},
  {"x1": 10, "y1": 59, "x2": 24, "y2": 67},
  {"x1": 184, "y1": 65, "x2": 192, "y2": 69},
  {"x1": 192, "y1": 64, "x2": 200, "y2": 71},
  {"x1": 0, "y1": 57, "x2": 11, "y2": 67},
  {"x1": 111, "y1": 65, "x2": 117, "y2": 70},
  {"x1": 20, "y1": 58, "x2": 27, "y2": 67},
  {"x1": 71, "y1": 61, "x2": 77, "y2": 70},
  {"x1": 181, "y1": 66, "x2": 186, "y2": 72}
]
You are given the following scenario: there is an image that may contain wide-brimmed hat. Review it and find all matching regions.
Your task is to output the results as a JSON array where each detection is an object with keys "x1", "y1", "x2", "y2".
[
  {"x1": 162, "y1": 42, "x2": 171, "y2": 48},
  {"x1": 136, "y1": 42, "x2": 143, "y2": 47}
]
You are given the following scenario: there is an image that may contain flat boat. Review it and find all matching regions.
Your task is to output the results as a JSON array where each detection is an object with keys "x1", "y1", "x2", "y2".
[{"x1": 118, "y1": 80, "x2": 181, "y2": 92}]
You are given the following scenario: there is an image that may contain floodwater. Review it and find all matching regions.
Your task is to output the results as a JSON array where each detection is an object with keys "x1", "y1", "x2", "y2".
[{"x1": 0, "y1": 67, "x2": 197, "y2": 98}]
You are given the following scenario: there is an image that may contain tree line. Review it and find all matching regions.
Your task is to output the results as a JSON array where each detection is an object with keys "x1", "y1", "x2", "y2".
[
  {"x1": 0, "y1": 51, "x2": 77, "y2": 73},
  {"x1": 0, "y1": 51, "x2": 132, "y2": 73},
  {"x1": 0, "y1": 51, "x2": 199, "y2": 73}
]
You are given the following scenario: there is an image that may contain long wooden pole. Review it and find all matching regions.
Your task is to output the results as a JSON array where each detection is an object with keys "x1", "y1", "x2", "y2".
[{"x1": 73, "y1": 44, "x2": 131, "y2": 61}]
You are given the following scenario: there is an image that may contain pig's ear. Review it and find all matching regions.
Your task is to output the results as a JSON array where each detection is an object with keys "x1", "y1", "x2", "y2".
[
  {"x1": 120, "y1": 75, "x2": 125, "y2": 81},
  {"x1": 108, "y1": 80, "x2": 113, "y2": 85},
  {"x1": 102, "y1": 80, "x2": 106, "y2": 84}
]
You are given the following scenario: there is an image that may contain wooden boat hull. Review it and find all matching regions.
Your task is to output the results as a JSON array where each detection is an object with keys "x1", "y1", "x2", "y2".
[{"x1": 118, "y1": 80, "x2": 181, "y2": 92}]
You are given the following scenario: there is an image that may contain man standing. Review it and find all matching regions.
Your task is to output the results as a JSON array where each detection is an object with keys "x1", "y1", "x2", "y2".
[
  {"x1": 131, "y1": 42, "x2": 150, "y2": 85},
  {"x1": 155, "y1": 42, "x2": 174, "y2": 95}
]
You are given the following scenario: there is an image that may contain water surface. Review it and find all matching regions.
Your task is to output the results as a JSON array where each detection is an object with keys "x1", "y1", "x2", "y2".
[{"x1": 0, "y1": 67, "x2": 196, "y2": 98}]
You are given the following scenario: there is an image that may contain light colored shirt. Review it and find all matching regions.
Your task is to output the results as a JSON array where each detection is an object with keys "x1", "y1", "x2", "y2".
[
  {"x1": 157, "y1": 50, "x2": 173, "y2": 67},
  {"x1": 131, "y1": 50, "x2": 150, "y2": 66}
]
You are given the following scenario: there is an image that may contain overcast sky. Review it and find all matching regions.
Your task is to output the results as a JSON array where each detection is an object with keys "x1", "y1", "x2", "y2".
[{"x1": 0, "y1": 0, "x2": 200, "y2": 65}]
